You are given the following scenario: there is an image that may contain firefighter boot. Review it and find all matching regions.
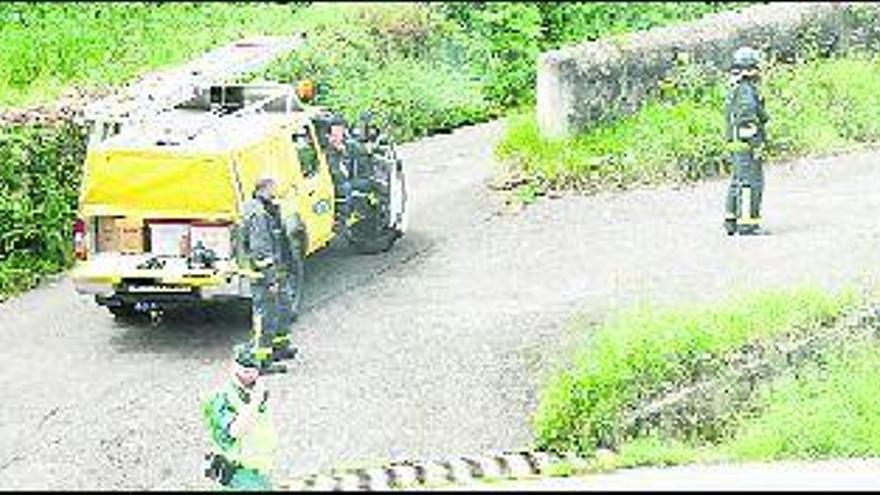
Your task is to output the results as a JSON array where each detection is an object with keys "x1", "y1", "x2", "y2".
[
  {"x1": 724, "y1": 216, "x2": 737, "y2": 236},
  {"x1": 736, "y1": 184, "x2": 770, "y2": 235},
  {"x1": 250, "y1": 344, "x2": 287, "y2": 375},
  {"x1": 271, "y1": 334, "x2": 298, "y2": 362},
  {"x1": 736, "y1": 184, "x2": 757, "y2": 235}
]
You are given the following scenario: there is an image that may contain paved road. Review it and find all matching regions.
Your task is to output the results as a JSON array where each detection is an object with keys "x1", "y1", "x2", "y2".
[{"x1": 3, "y1": 120, "x2": 880, "y2": 489}]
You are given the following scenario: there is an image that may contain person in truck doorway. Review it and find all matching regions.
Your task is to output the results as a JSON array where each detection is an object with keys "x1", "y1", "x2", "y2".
[
  {"x1": 240, "y1": 174, "x2": 298, "y2": 368},
  {"x1": 723, "y1": 45, "x2": 770, "y2": 236},
  {"x1": 324, "y1": 115, "x2": 356, "y2": 229}
]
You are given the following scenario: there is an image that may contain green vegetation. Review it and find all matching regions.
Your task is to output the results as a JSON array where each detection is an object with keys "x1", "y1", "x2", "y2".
[
  {"x1": 533, "y1": 286, "x2": 859, "y2": 456},
  {"x1": 497, "y1": 52, "x2": 880, "y2": 193},
  {"x1": 256, "y1": 2, "x2": 491, "y2": 143},
  {"x1": 438, "y1": 2, "x2": 745, "y2": 110},
  {"x1": 581, "y1": 339, "x2": 880, "y2": 471},
  {"x1": 0, "y1": 123, "x2": 86, "y2": 298},
  {"x1": 0, "y1": 2, "x2": 743, "y2": 137},
  {"x1": 723, "y1": 344, "x2": 880, "y2": 460},
  {"x1": 0, "y1": 2, "x2": 307, "y2": 109}
]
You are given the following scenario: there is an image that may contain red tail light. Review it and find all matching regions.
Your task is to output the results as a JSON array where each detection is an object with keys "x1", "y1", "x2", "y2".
[{"x1": 73, "y1": 218, "x2": 87, "y2": 261}]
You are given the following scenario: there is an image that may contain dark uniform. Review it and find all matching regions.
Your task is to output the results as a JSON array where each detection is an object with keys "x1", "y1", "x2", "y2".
[
  {"x1": 241, "y1": 193, "x2": 297, "y2": 366},
  {"x1": 326, "y1": 126, "x2": 373, "y2": 226},
  {"x1": 724, "y1": 47, "x2": 769, "y2": 235}
]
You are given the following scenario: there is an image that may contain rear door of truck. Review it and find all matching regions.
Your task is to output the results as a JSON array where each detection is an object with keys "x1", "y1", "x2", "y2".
[{"x1": 73, "y1": 148, "x2": 242, "y2": 298}]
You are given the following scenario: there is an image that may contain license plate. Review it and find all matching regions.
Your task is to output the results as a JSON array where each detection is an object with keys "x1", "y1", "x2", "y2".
[{"x1": 127, "y1": 285, "x2": 192, "y2": 293}]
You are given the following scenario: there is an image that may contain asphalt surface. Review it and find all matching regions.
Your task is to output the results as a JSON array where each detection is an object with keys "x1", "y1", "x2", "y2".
[{"x1": 4, "y1": 120, "x2": 880, "y2": 489}]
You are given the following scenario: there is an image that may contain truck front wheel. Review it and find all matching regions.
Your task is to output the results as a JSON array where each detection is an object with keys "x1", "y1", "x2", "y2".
[{"x1": 345, "y1": 161, "x2": 406, "y2": 255}]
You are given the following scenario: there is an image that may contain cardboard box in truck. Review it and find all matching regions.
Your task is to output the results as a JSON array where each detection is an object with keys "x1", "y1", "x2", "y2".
[
  {"x1": 96, "y1": 217, "x2": 119, "y2": 252},
  {"x1": 116, "y1": 218, "x2": 144, "y2": 254}
]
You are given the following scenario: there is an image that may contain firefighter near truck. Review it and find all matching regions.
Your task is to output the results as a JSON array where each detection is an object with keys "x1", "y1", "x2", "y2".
[{"x1": 70, "y1": 79, "x2": 408, "y2": 321}]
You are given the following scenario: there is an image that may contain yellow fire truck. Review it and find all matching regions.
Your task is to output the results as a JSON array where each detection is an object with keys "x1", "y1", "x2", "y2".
[{"x1": 70, "y1": 38, "x2": 407, "y2": 319}]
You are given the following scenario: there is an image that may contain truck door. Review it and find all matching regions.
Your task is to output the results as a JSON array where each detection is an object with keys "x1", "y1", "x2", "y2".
[{"x1": 291, "y1": 123, "x2": 334, "y2": 252}]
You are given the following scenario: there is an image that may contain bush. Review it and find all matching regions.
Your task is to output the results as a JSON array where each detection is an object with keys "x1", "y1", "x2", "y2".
[
  {"x1": 440, "y1": 2, "x2": 748, "y2": 110},
  {"x1": 257, "y1": 2, "x2": 493, "y2": 142},
  {"x1": 533, "y1": 286, "x2": 858, "y2": 455},
  {"x1": 449, "y1": 3, "x2": 544, "y2": 110},
  {"x1": 0, "y1": 122, "x2": 87, "y2": 299}
]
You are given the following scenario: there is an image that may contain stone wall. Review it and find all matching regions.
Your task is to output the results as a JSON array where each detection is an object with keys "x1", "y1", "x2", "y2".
[{"x1": 536, "y1": 2, "x2": 880, "y2": 138}]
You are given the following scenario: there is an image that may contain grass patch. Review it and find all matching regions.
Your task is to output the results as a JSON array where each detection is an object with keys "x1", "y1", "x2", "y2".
[
  {"x1": 588, "y1": 336, "x2": 880, "y2": 471},
  {"x1": 609, "y1": 434, "x2": 717, "y2": 469},
  {"x1": 720, "y1": 343, "x2": 880, "y2": 460},
  {"x1": 498, "y1": 52, "x2": 880, "y2": 193},
  {"x1": 533, "y1": 286, "x2": 860, "y2": 456}
]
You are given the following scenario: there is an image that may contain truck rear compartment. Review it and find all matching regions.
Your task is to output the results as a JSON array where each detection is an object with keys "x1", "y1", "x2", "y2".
[
  {"x1": 83, "y1": 216, "x2": 233, "y2": 259},
  {"x1": 73, "y1": 216, "x2": 247, "y2": 304}
]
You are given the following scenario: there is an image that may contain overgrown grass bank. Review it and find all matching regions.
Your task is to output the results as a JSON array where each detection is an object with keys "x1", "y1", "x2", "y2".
[
  {"x1": 255, "y1": 2, "x2": 491, "y2": 143},
  {"x1": 1, "y1": 2, "x2": 743, "y2": 140},
  {"x1": 723, "y1": 343, "x2": 880, "y2": 460},
  {"x1": 597, "y1": 341, "x2": 880, "y2": 471},
  {"x1": 534, "y1": 286, "x2": 860, "y2": 456},
  {"x1": 498, "y1": 52, "x2": 880, "y2": 194}
]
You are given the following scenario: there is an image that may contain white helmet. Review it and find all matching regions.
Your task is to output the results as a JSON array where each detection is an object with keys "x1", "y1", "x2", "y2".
[{"x1": 732, "y1": 46, "x2": 761, "y2": 71}]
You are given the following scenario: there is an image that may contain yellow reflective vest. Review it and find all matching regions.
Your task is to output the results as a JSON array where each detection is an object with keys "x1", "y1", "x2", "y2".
[{"x1": 204, "y1": 382, "x2": 278, "y2": 473}]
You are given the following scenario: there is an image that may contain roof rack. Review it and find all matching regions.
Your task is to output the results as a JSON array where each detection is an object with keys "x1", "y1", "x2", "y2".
[
  {"x1": 96, "y1": 83, "x2": 307, "y2": 151},
  {"x1": 82, "y1": 34, "x2": 303, "y2": 145}
]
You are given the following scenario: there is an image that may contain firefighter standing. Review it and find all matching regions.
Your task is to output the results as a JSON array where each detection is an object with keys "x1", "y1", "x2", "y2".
[
  {"x1": 723, "y1": 46, "x2": 770, "y2": 236},
  {"x1": 241, "y1": 175, "x2": 298, "y2": 367},
  {"x1": 203, "y1": 344, "x2": 278, "y2": 490}
]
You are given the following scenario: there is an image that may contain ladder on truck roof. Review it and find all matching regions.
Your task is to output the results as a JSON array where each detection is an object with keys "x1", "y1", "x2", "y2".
[{"x1": 82, "y1": 34, "x2": 303, "y2": 144}]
